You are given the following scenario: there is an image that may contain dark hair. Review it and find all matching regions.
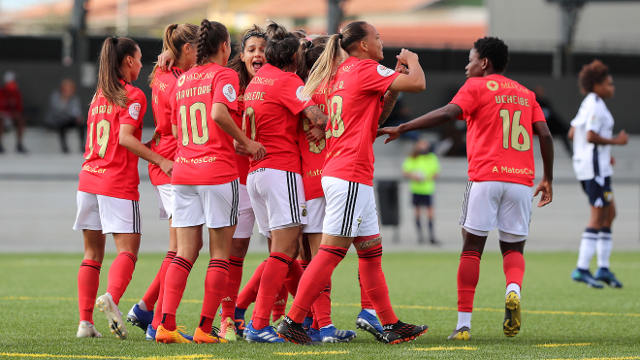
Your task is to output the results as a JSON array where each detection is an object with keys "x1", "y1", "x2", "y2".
[
  {"x1": 578, "y1": 59, "x2": 609, "y2": 93},
  {"x1": 301, "y1": 35, "x2": 329, "y2": 81},
  {"x1": 264, "y1": 22, "x2": 301, "y2": 70},
  {"x1": 97, "y1": 36, "x2": 138, "y2": 107},
  {"x1": 150, "y1": 23, "x2": 198, "y2": 84},
  {"x1": 196, "y1": 19, "x2": 229, "y2": 65},
  {"x1": 228, "y1": 25, "x2": 267, "y2": 90},
  {"x1": 339, "y1": 21, "x2": 369, "y2": 53},
  {"x1": 473, "y1": 37, "x2": 509, "y2": 73}
]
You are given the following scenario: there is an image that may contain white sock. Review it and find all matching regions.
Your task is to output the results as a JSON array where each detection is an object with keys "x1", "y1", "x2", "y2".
[
  {"x1": 456, "y1": 312, "x2": 472, "y2": 330},
  {"x1": 138, "y1": 299, "x2": 148, "y2": 312},
  {"x1": 596, "y1": 230, "x2": 612, "y2": 268},
  {"x1": 577, "y1": 229, "x2": 598, "y2": 269},
  {"x1": 506, "y1": 283, "x2": 521, "y2": 298},
  {"x1": 363, "y1": 308, "x2": 376, "y2": 316}
]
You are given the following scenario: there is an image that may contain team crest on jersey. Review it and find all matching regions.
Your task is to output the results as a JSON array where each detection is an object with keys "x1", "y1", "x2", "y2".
[
  {"x1": 486, "y1": 80, "x2": 499, "y2": 91},
  {"x1": 128, "y1": 103, "x2": 141, "y2": 120},
  {"x1": 223, "y1": 84, "x2": 237, "y2": 102},
  {"x1": 296, "y1": 86, "x2": 310, "y2": 101},
  {"x1": 177, "y1": 74, "x2": 186, "y2": 87},
  {"x1": 377, "y1": 65, "x2": 395, "y2": 77}
]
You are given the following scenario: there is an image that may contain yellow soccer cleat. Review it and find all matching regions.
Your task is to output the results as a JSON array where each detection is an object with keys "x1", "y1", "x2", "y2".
[
  {"x1": 218, "y1": 317, "x2": 237, "y2": 342},
  {"x1": 447, "y1": 326, "x2": 471, "y2": 340},
  {"x1": 503, "y1": 291, "x2": 521, "y2": 337},
  {"x1": 155, "y1": 325, "x2": 192, "y2": 343},
  {"x1": 193, "y1": 327, "x2": 228, "y2": 344}
]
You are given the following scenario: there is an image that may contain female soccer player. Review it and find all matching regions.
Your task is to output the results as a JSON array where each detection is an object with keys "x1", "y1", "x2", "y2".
[
  {"x1": 241, "y1": 23, "x2": 326, "y2": 343},
  {"x1": 569, "y1": 60, "x2": 627, "y2": 289},
  {"x1": 378, "y1": 37, "x2": 554, "y2": 340},
  {"x1": 74, "y1": 36, "x2": 173, "y2": 339},
  {"x1": 277, "y1": 21, "x2": 428, "y2": 345},
  {"x1": 154, "y1": 19, "x2": 265, "y2": 344},
  {"x1": 126, "y1": 23, "x2": 199, "y2": 340}
]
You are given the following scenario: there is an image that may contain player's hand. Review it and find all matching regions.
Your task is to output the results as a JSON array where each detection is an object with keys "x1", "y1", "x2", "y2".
[
  {"x1": 159, "y1": 158, "x2": 174, "y2": 177},
  {"x1": 396, "y1": 48, "x2": 418, "y2": 67},
  {"x1": 534, "y1": 178, "x2": 553, "y2": 207},
  {"x1": 377, "y1": 126, "x2": 401, "y2": 144},
  {"x1": 305, "y1": 126, "x2": 325, "y2": 143},
  {"x1": 244, "y1": 140, "x2": 266, "y2": 161},
  {"x1": 394, "y1": 60, "x2": 409, "y2": 75},
  {"x1": 610, "y1": 156, "x2": 616, "y2": 166},
  {"x1": 615, "y1": 130, "x2": 628, "y2": 145},
  {"x1": 157, "y1": 50, "x2": 175, "y2": 71}
]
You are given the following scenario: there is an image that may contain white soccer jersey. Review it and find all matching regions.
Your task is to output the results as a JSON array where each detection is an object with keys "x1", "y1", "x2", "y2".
[{"x1": 571, "y1": 93, "x2": 614, "y2": 181}]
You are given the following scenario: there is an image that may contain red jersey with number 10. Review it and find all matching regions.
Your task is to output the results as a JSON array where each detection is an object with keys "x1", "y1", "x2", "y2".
[
  {"x1": 148, "y1": 67, "x2": 182, "y2": 186},
  {"x1": 171, "y1": 62, "x2": 240, "y2": 185},
  {"x1": 298, "y1": 84, "x2": 329, "y2": 200},
  {"x1": 322, "y1": 57, "x2": 399, "y2": 186},
  {"x1": 450, "y1": 74, "x2": 546, "y2": 186},
  {"x1": 78, "y1": 82, "x2": 146, "y2": 200}
]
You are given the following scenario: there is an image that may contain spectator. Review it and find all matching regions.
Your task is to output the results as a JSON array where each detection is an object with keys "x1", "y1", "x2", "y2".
[
  {"x1": 0, "y1": 71, "x2": 28, "y2": 153},
  {"x1": 46, "y1": 79, "x2": 85, "y2": 153}
]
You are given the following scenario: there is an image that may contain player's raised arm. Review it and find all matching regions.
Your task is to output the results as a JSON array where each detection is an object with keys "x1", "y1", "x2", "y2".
[{"x1": 378, "y1": 103, "x2": 461, "y2": 143}]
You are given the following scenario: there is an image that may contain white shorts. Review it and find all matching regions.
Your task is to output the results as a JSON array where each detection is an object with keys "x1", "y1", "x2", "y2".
[
  {"x1": 303, "y1": 197, "x2": 326, "y2": 234},
  {"x1": 155, "y1": 184, "x2": 174, "y2": 220},
  {"x1": 233, "y1": 184, "x2": 255, "y2": 238},
  {"x1": 172, "y1": 179, "x2": 239, "y2": 229},
  {"x1": 322, "y1": 176, "x2": 379, "y2": 238},
  {"x1": 72, "y1": 191, "x2": 141, "y2": 234},
  {"x1": 459, "y1": 181, "x2": 533, "y2": 241},
  {"x1": 247, "y1": 168, "x2": 307, "y2": 238}
]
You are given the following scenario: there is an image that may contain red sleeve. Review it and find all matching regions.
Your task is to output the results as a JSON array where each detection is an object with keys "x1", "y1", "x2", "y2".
[
  {"x1": 532, "y1": 99, "x2": 546, "y2": 123},
  {"x1": 450, "y1": 79, "x2": 478, "y2": 120},
  {"x1": 357, "y1": 60, "x2": 400, "y2": 94},
  {"x1": 212, "y1": 69, "x2": 239, "y2": 112},
  {"x1": 279, "y1": 73, "x2": 312, "y2": 115},
  {"x1": 170, "y1": 83, "x2": 179, "y2": 126},
  {"x1": 119, "y1": 86, "x2": 146, "y2": 127}
]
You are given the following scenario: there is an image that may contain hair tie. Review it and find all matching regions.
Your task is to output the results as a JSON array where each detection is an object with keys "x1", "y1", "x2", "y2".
[
  {"x1": 111, "y1": 36, "x2": 118, "y2": 44},
  {"x1": 338, "y1": 33, "x2": 343, "y2": 40}
]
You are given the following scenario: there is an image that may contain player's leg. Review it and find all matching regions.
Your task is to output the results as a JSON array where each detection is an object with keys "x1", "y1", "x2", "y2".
[
  {"x1": 412, "y1": 195, "x2": 424, "y2": 244},
  {"x1": 572, "y1": 179, "x2": 605, "y2": 288},
  {"x1": 426, "y1": 195, "x2": 438, "y2": 245},
  {"x1": 594, "y1": 178, "x2": 622, "y2": 287}
]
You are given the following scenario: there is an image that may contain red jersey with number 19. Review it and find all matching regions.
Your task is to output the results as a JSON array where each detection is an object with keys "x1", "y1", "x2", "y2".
[
  {"x1": 148, "y1": 67, "x2": 182, "y2": 186},
  {"x1": 78, "y1": 82, "x2": 146, "y2": 200},
  {"x1": 298, "y1": 84, "x2": 329, "y2": 200},
  {"x1": 245, "y1": 63, "x2": 311, "y2": 174},
  {"x1": 450, "y1": 74, "x2": 546, "y2": 186},
  {"x1": 171, "y1": 62, "x2": 240, "y2": 185},
  {"x1": 322, "y1": 57, "x2": 399, "y2": 186}
]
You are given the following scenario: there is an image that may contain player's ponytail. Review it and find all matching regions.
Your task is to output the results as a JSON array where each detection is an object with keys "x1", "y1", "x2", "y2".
[
  {"x1": 96, "y1": 36, "x2": 138, "y2": 108},
  {"x1": 196, "y1": 19, "x2": 229, "y2": 66},
  {"x1": 150, "y1": 23, "x2": 198, "y2": 84},
  {"x1": 302, "y1": 33, "x2": 341, "y2": 98}
]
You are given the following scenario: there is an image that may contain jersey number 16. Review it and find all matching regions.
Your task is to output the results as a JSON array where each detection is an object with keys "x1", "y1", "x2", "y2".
[{"x1": 500, "y1": 109, "x2": 531, "y2": 151}]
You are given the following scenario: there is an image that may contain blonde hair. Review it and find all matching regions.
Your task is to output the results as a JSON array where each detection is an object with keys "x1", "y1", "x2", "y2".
[
  {"x1": 149, "y1": 23, "x2": 198, "y2": 84},
  {"x1": 96, "y1": 36, "x2": 138, "y2": 108}
]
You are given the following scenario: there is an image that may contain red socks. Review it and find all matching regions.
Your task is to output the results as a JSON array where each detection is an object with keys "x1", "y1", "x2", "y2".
[
  {"x1": 236, "y1": 259, "x2": 266, "y2": 310},
  {"x1": 151, "y1": 251, "x2": 176, "y2": 329},
  {"x1": 142, "y1": 251, "x2": 175, "y2": 312},
  {"x1": 252, "y1": 253, "x2": 293, "y2": 329},
  {"x1": 503, "y1": 250, "x2": 525, "y2": 288},
  {"x1": 78, "y1": 259, "x2": 101, "y2": 323},
  {"x1": 288, "y1": 245, "x2": 347, "y2": 323},
  {"x1": 284, "y1": 259, "x2": 303, "y2": 297},
  {"x1": 457, "y1": 250, "x2": 481, "y2": 312},
  {"x1": 199, "y1": 258, "x2": 229, "y2": 333},
  {"x1": 107, "y1": 251, "x2": 137, "y2": 305},
  {"x1": 161, "y1": 256, "x2": 193, "y2": 331},
  {"x1": 357, "y1": 244, "x2": 398, "y2": 325},
  {"x1": 312, "y1": 282, "x2": 332, "y2": 328},
  {"x1": 358, "y1": 269, "x2": 373, "y2": 309},
  {"x1": 271, "y1": 285, "x2": 289, "y2": 322},
  {"x1": 220, "y1": 256, "x2": 244, "y2": 320}
]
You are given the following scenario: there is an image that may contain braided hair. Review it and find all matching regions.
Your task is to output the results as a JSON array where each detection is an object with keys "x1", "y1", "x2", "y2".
[{"x1": 196, "y1": 19, "x2": 229, "y2": 66}]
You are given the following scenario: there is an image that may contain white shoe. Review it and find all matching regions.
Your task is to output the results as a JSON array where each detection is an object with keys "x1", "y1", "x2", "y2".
[
  {"x1": 76, "y1": 321, "x2": 102, "y2": 338},
  {"x1": 95, "y1": 293, "x2": 127, "y2": 339}
]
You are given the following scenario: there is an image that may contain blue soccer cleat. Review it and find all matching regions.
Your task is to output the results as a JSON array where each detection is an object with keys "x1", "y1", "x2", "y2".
[
  {"x1": 571, "y1": 268, "x2": 604, "y2": 289},
  {"x1": 356, "y1": 310, "x2": 384, "y2": 340},
  {"x1": 302, "y1": 316, "x2": 313, "y2": 331},
  {"x1": 307, "y1": 327, "x2": 322, "y2": 343},
  {"x1": 127, "y1": 303, "x2": 154, "y2": 332},
  {"x1": 594, "y1": 267, "x2": 623, "y2": 288},
  {"x1": 318, "y1": 325, "x2": 356, "y2": 343},
  {"x1": 244, "y1": 321, "x2": 285, "y2": 343},
  {"x1": 145, "y1": 324, "x2": 156, "y2": 341}
]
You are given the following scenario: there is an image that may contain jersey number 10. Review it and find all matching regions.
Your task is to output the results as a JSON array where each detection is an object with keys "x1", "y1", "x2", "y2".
[
  {"x1": 179, "y1": 102, "x2": 209, "y2": 146},
  {"x1": 500, "y1": 109, "x2": 531, "y2": 151}
]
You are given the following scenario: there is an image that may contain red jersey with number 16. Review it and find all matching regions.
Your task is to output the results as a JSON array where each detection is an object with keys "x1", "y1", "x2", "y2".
[
  {"x1": 171, "y1": 62, "x2": 240, "y2": 185},
  {"x1": 450, "y1": 74, "x2": 546, "y2": 186},
  {"x1": 298, "y1": 84, "x2": 329, "y2": 200},
  {"x1": 78, "y1": 82, "x2": 146, "y2": 200},
  {"x1": 322, "y1": 57, "x2": 399, "y2": 186},
  {"x1": 148, "y1": 67, "x2": 182, "y2": 186}
]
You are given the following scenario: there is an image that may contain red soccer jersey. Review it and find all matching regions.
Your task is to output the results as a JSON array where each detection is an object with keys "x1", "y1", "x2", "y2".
[
  {"x1": 450, "y1": 74, "x2": 546, "y2": 186},
  {"x1": 78, "y1": 82, "x2": 146, "y2": 200},
  {"x1": 148, "y1": 67, "x2": 182, "y2": 186},
  {"x1": 233, "y1": 90, "x2": 250, "y2": 185},
  {"x1": 322, "y1": 57, "x2": 399, "y2": 186},
  {"x1": 244, "y1": 63, "x2": 311, "y2": 174},
  {"x1": 298, "y1": 85, "x2": 329, "y2": 200},
  {"x1": 171, "y1": 62, "x2": 240, "y2": 185}
]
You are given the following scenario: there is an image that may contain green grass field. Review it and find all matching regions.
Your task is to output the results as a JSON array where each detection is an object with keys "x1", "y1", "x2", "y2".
[{"x1": 0, "y1": 251, "x2": 638, "y2": 360}]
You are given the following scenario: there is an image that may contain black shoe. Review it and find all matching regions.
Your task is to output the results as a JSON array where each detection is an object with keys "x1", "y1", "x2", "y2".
[
  {"x1": 430, "y1": 239, "x2": 441, "y2": 246},
  {"x1": 276, "y1": 316, "x2": 312, "y2": 344},
  {"x1": 381, "y1": 320, "x2": 428, "y2": 344},
  {"x1": 16, "y1": 143, "x2": 28, "y2": 154}
]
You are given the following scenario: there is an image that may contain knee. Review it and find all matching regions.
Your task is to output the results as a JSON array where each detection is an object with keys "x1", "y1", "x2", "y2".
[{"x1": 354, "y1": 235, "x2": 382, "y2": 253}]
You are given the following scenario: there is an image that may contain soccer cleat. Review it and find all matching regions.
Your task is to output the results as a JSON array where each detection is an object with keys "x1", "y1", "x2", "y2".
[
  {"x1": 318, "y1": 325, "x2": 357, "y2": 343},
  {"x1": 127, "y1": 303, "x2": 154, "y2": 332},
  {"x1": 95, "y1": 293, "x2": 127, "y2": 340},
  {"x1": 155, "y1": 325, "x2": 192, "y2": 343},
  {"x1": 145, "y1": 324, "x2": 156, "y2": 341},
  {"x1": 272, "y1": 315, "x2": 285, "y2": 327},
  {"x1": 594, "y1": 268, "x2": 623, "y2": 288},
  {"x1": 307, "y1": 327, "x2": 322, "y2": 343},
  {"x1": 76, "y1": 321, "x2": 102, "y2": 338},
  {"x1": 571, "y1": 268, "x2": 604, "y2": 289},
  {"x1": 218, "y1": 317, "x2": 237, "y2": 342},
  {"x1": 245, "y1": 321, "x2": 285, "y2": 343},
  {"x1": 234, "y1": 308, "x2": 246, "y2": 337},
  {"x1": 193, "y1": 327, "x2": 228, "y2": 344},
  {"x1": 355, "y1": 310, "x2": 384, "y2": 340},
  {"x1": 447, "y1": 326, "x2": 471, "y2": 340},
  {"x1": 275, "y1": 316, "x2": 311, "y2": 344},
  {"x1": 503, "y1": 291, "x2": 521, "y2": 337},
  {"x1": 302, "y1": 316, "x2": 313, "y2": 331},
  {"x1": 380, "y1": 320, "x2": 428, "y2": 344}
]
